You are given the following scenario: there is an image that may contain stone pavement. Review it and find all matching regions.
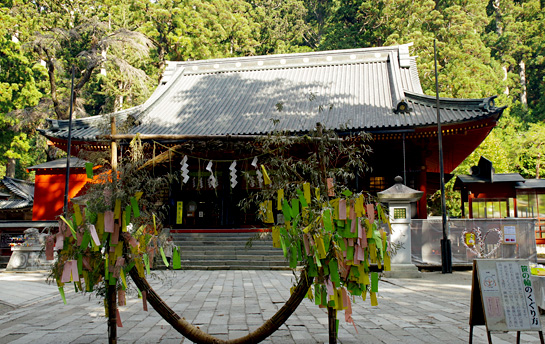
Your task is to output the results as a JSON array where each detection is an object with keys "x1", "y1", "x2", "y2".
[{"x1": 0, "y1": 269, "x2": 544, "y2": 343}]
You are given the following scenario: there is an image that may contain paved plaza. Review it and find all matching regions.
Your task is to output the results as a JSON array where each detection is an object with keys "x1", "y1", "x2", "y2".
[{"x1": 0, "y1": 269, "x2": 544, "y2": 343}]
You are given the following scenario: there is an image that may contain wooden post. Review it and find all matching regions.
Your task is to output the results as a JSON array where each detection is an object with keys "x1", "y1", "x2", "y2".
[
  {"x1": 108, "y1": 116, "x2": 117, "y2": 344},
  {"x1": 328, "y1": 307, "x2": 337, "y2": 344},
  {"x1": 316, "y1": 123, "x2": 337, "y2": 344},
  {"x1": 108, "y1": 284, "x2": 117, "y2": 344}
]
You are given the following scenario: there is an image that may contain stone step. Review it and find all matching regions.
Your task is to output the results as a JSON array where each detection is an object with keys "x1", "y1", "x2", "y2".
[
  {"x1": 162, "y1": 230, "x2": 288, "y2": 270},
  {"x1": 180, "y1": 254, "x2": 285, "y2": 261}
]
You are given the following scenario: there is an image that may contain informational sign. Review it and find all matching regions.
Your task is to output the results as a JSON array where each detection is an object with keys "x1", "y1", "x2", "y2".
[
  {"x1": 470, "y1": 259, "x2": 541, "y2": 335},
  {"x1": 503, "y1": 225, "x2": 517, "y2": 244},
  {"x1": 176, "y1": 201, "x2": 183, "y2": 224}
]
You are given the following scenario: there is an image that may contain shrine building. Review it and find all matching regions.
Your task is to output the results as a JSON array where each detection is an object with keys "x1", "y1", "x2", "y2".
[{"x1": 38, "y1": 44, "x2": 505, "y2": 230}]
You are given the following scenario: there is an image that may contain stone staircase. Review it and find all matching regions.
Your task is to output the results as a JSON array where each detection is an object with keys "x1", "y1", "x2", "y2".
[{"x1": 170, "y1": 231, "x2": 289, "y2": 270}]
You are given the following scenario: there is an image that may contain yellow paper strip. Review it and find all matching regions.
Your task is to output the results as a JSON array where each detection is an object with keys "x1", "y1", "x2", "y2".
[
  {"x1": 370, "y1": 291, "x2": 378, "y2": 306},
  {"x1": 303, "y1": 183, "x2": 311, "y2": 204},
  {"x1": 277, "y1": 189, "x2": 284, "y2": 211},
  {"x1": 114, "y1": 199, "x2": 121, "y2": 220},
  {"x1": 73, "y1": 204, "x2": 83, "y2": 226},
  {"x1": 261, "y1": 165, "x2": 271, "y2": 185}
]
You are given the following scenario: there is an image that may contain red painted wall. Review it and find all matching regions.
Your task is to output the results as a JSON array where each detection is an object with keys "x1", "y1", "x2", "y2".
[{"x1": 32, "y1": 171, "x2": 88, "y2": 221}]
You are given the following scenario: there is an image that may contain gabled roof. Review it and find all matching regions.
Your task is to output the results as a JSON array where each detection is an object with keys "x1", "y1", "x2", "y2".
[
  {"x1": 454, "y1": 156, "x2": 525, "y2": 189},
  {"x1": 40, "y1": 44, "x2": 504, "y2": 141},
  {"x1": 2, "y1": 177, "x2": 34, "y2": 201},
  {"x1": 0, "y1": 177, "x2": 34, "y2": 211}
]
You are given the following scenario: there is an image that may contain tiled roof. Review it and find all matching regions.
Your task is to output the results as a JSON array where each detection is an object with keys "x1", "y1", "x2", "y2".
[
  {"x1": 27, "y1": 157, "x2": 89, "y2": 170},
  {"x1": 0, "y1": 199, "x2": 32, "y2": 210},
  {"x1": 40, "y1": 44, "x2": 504, "y2": 141},
  {"x1": 2, "y1": 177, "x2": 34, "y2": 201}
]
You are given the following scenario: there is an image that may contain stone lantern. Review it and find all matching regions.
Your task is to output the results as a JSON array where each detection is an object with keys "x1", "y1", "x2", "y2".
[{"x1": 377, "y1": 176, "x2": 422, "y2": 278}]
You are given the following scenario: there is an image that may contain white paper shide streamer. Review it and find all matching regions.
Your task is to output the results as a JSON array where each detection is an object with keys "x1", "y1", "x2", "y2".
[
  {"x1": 180, "y1": 156, "x2": 189, "y2": 184},
  {"x1": 206, "y1": 161, "x2": 218, "y2": 188},
  {"x1": 230, "y1": 161, "x2": 238, "y2": 188},
  {"x1": 252, "y1": 156, "x2": 263, "y2": 186}
]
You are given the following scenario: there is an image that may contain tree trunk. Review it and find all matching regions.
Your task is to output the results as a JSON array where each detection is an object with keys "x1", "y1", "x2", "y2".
[
  {"x1": 5, "y1": 158, "x2": 16, "y2": 178},
  {"x1": 520, "y1": 59, "x2": 527, "y2": 109},
  {"x1": 128, "y1": 267, "x2": 313, "y2": 344},
  {"x1": 492, "y1": 0, "x2": 503, "y2": 35}
]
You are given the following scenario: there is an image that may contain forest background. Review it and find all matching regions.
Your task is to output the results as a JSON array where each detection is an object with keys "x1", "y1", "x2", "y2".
[{"x1": 1, "y1": 0, "x2": 544, "y2": 217}]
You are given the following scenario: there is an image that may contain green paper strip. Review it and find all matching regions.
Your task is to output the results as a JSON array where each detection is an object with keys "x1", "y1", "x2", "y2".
[
  {"x1": 291, "y1": 199, "x2": 300, "y2": 217},
  {"x1": 109, "y1": 276, "x2": 117, "y2": 285},
  {"x1": 137, "y1": 288, "x2": 142, "y2": 298},
  {"x1": 289, "y1": 246, "x2": 298, "y2": 269},
  {"x1": 105, "y1": 253, "x2": 109, "y2": 281},
  {"x1": 307, "y1": 257, "x2": 318, "y2": 277},
  {"x1": 371, "y1": 272, "x2": 379, "y2": 292},
  {"x1": 282, "y1": 200, "x2": 292, "y2": 222},
  {"x1": 77, "y1": 254, "x2": 83, "y2": 276},
  {"x1": 329, "y1": 259, "x2": 340, "y2": 283},
  {"x1": 296, "y1": 189, "x2": 308, "y2": 208},
  {"x1": 323, "y1": 209, "x2": 332, "y2": 232},
  {"x1": 85, "y1": 162, "x2": 94, "y2": 179},
  {"x1": 58, "y1": 287, "x2": 67, "y2": 304},
  {"x1": 80, "y1": 232, "x2": 91, "y2": 249},
  {"x1": 130, "y1": 197, "x2": 140, "y2": 218},
  {"x1": 125, "y1": 205, "x2": 132, "y2": 225},
  {"x1": 125, "y1": 261, "x2": 135, "y2": 273},
  {"x1": 160, "y1": 247, "x2": 169, "y2": 267},
  {"x1": 347, "y1": 245, "x2": 355, "y2": 261},
  {"x1": 335, "y1": 319, "x2": 339, "y2": 338},
  {"x1": 143, "y1": 253, "x2": 150, "y2": 274},
  {"x1": 173, "y1": 247, "x2": 182, "y2": 270},
  {"x1": 315, "y1": 285, "x2": 321, "y2": 305}
]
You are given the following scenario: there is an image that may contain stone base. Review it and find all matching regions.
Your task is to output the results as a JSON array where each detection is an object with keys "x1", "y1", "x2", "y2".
[
  {"x1": 6, "y1": 246, "x2": 54, "y2": 271},
  {"x1": 382, "y1": 264, "x2": 422, "y2": 278}
]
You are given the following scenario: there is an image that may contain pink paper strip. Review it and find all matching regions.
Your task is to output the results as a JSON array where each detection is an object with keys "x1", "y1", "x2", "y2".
[
  {"x1": 89, "y1": 224, "x2": 101, "y2": 246},
  {"x1": 71, "y1": 259, "x2": 80, "y2": 282},
  {"x1": 348, "y1": 238, "x2": 354, "y2": 247},
  {"x1": 55, "y1": 232, "x2": 64, "y2": 250},
  {"x1": 118, "y1": 290, "x2": 126, "y2": 306},
  {"x1": 45, "y1": 236, "x2": 55, "y2": 260},
  {"x1": 111, "y1": 223, "x2": 120, "y2": 245},
  {"x1": 338, "y1": 200, "x2": 346, "y2": 220},
  {"x1": 76, "y1": 232, "x2": 83, "y2": 246},
  {"x1": 104, "y1": 211, "x2": 114, "y2": 233},
  {"x1": 358, "y1": 220, "x2": 368, "y2": 248},
  {"x1": 366, "y1": 204, "x2": 375, "y2": 224},
  {"x1": 327, "y1": 178, "x2": 335, "y2": 196},
  {"x1": 349, "y1": 202, "x2": 356, "y2": 220},
  {"x1": 114, "y1": 257, "x2": 125, "y2": 278},
  {"x1": 303, "y1": 234, "x2": 311, "y2": 256},
  {"x1": 116, "y1": 309, "x2": 123, "y2": 327},
  {"x1": 123, "y1": 233, "x2": 138, "y2": 247},
  {"x1": 61, "y1": 261, "x2": 73, "y2": 283},
  {"x1": 351, "y1": 218, "x2": 357, "y2": 233},
  {"x1": 325, "y1": 278, "x2": 334, "y2": 297},
  {"x1": 82, "y1": 257, "x2": 91, "y2": 271}
]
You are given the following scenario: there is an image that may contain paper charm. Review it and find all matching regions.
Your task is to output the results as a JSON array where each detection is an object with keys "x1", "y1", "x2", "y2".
[
  {"x1": 251, "y1": 156, "x2": 258, "y2": 168},
  {"x1": 229, "y1": 161, "x2": 238, "y2": 188},
  {"x1": 256, "y1": 170, "x2": 263, "y2": 187},
  {"x1": 180, "y1": 156, "x2": 189, "y2": 184},
  {"x1": 206, "y1": 161, "x2": 218, "y2": 188}
]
